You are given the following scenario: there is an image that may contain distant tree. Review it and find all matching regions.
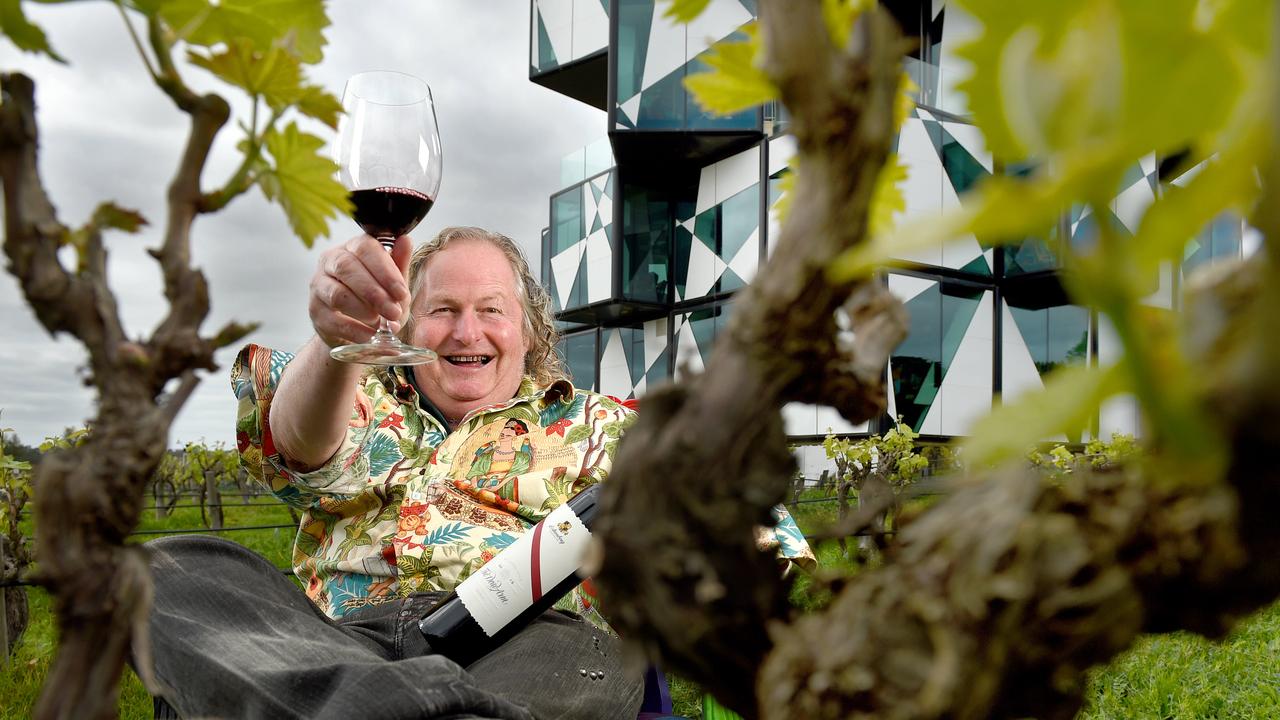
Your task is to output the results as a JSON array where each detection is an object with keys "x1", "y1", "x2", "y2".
[
  {"x1": 0, "y1": 430, "x2": 40, "y2": 466},
  {"x1": 821, "y1": 419, "x2": 928, "y2": 562},
  {"x1": 1, "y1": 425, "x2": 34, "y2": 658},
  {"x1": 1, "y1": 1, "x2": 346, "y2": 716}
]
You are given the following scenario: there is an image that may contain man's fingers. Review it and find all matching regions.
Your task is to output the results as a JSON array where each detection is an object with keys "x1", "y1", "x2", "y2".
[
  {"x1": 345, "y1": 234, "x2": 411, "y2": 306},
  {"x1": 324, "y1": 239, "x2": 406, "y2": 320},
  {"x1": 308, "y1": 234, "x2": 415, "y2": 348},
  {"x1": 390, "y1": 235, "x2": 413, "y2": 277},
  {"x1": 311, "y1": 273, "x2": 380, "y2": 325},
  {"x1": 309, "y1": 290, "x2": 379, "y2": 347}
]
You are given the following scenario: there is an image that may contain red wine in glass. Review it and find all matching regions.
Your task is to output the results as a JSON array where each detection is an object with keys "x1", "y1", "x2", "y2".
[
  {"x1": 330, "y1": 71, "x2": 443, "y2": 365},
  {"x1": 350, "y1": 187, "x2": 436, "y2": 240}
]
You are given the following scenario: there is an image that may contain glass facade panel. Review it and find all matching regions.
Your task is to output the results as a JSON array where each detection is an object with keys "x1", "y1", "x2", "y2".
[
  {"x1": 1007, "y1": 304, "x2": 1089, "y2": 376},
  {"x1": 636, "y1": 71, "x2": 687, "y2": 129},
  {"x1": 719, "y1": 185, "x2": 759, "y2": 293},
  {"x1": 615, "y1": 0, "x2": 652, "y2": 103},
  {"x1": 1184, "y1": 213, "x2": 1243, "y2": 276},
  {"x1": 892, "y1": 284, "x2": 942, "y2": 433},
  {"x1": 1000, "y1": 162, "x2": 1060, "y2": 277},
  {"x1": 890, "y1": 279, "x2": 984, "y2": 433},
  {"x1": 559, "y1": 330, "x2": 598, "y2": 391},
  {"x1": 940, "y1": 284, "x2": 983, "y2": 378},
  {"x1": 560, "y1": 148, "x2": 586, "y2": 188},
  {"x1": 534, "y1": 7, "x2": 557, "y2": 73},
  {"x1": 939, "y1": 129, "x2": 985, "y2": 195},
  {"x1": 584, "y1": 137, "x2": 613, "y2": 178},
  {"x1": 620, "y1": 324, "x2": 669, "y2": 390},
  {"x1": 551, "y1": 186, "x2": 586, "y2": 311},
  {"x1": 674, "y1": 301, "x2": 733, "y2": 379},
  {"x1": 552, "y1": 186, "x2": 583, "y2": 255},
  {"x1": 621, "y1": 185, "x2": 672, "y2": 304},
  {"x1": 1004, "y1": 225, "x2": 1061, "y2": 277},
  {"x1": 685, "y1": 30, "x2": 758, "y2": 131}
]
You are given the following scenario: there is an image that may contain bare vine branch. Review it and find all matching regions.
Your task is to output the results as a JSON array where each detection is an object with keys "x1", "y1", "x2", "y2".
[{"x1": 594, "y1": 4, "x2": 908, "y2": 717}]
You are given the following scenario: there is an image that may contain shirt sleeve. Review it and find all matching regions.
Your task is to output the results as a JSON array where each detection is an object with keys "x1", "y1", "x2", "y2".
[
  {"x1": 758, "y1": 504, "x2": 818, "y2": 574},
  {"x1": 230, "y1": 343, "x2": 380, "y2": 507}
]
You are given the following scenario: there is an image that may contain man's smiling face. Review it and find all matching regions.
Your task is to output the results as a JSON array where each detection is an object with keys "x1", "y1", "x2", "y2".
[{"x1": 409, "y1": 237, "x2": 530, "y2": 423}]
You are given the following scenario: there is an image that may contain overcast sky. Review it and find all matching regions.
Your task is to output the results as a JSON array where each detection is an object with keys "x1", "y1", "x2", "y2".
[{"x1": 0, "y1": 1, "x2": 605, "y2": 449}]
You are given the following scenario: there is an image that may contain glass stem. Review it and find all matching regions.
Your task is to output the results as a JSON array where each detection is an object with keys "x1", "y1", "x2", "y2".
[{"x1": 374, "y1": 235, "x2": 400, "y2": 344}]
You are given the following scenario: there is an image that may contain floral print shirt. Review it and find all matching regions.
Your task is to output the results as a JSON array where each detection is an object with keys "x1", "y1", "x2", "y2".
[{"x1": 232, "y1": 342, "x2": 814, "y2": 624}]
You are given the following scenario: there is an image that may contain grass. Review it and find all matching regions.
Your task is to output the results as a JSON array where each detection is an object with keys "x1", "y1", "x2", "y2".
[
  {"x1": 2, "y1": 495, "x2": 295, "y2": 720},
  {"x1": 4, "y1": 490, "x2": 1280, "y2": 719},
  {"x1": 1080, "y1": 604, "x2": 1280, "y2": 720}
]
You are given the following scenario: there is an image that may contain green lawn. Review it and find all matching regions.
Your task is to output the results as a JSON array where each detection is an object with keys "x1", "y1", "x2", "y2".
[
  {"x1": 2, "y1": 496, "x2": 296, "y2": 720},
  {"x1": 4, "y1": 493, "x2": 1280, "y2": 719}
]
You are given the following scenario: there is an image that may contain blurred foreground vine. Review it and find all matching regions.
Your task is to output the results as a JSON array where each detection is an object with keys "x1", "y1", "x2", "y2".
[{"x1": 595, "y1": 1, "x2": 1280, "y2": 718}]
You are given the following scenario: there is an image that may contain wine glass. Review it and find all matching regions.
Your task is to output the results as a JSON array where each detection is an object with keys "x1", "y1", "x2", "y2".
[{"x1": 330, "y1": 70, "x2": 443, "y2": 365}]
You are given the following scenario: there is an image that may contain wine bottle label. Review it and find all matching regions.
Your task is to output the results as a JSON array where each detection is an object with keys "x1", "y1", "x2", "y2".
[{"x1": 455, "y1": 502, "x2": 591, "y2": 637}]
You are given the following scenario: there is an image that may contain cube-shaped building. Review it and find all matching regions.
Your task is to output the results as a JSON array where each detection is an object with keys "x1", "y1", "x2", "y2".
[{"x1": 529, "y1": 0, "x2": 1249, "y2": 454}]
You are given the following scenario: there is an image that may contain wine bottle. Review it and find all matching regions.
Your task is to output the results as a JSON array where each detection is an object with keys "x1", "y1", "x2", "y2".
[{"x1": 418, "y1": 483, "x2": 602, "y2": 666}]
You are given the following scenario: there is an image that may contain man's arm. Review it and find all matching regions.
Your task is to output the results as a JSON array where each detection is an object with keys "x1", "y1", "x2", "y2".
[
  {"x1": 269, "y1": 336, "x2": 365, "y2": 470},
  {"x1": 269, "y1": 233, "x2": 413, "y2": 470}
]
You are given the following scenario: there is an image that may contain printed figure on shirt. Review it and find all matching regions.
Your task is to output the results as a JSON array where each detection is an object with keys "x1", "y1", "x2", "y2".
[{"x1": 465, "y1": 418, "x2": 534, "y2": 501}]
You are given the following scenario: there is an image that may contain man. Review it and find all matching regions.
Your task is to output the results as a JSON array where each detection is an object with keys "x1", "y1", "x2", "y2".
[{"x1": 147, "y1": 227, "x2": 645, "y2": 719}]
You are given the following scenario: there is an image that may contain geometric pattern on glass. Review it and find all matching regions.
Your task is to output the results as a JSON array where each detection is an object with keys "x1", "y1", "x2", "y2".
[
  {"x1": 895, "y1": 108, "x2": 993, "y2": 274},
  {"x1": 557, "y1": 329, "x2": 599, "y2": 392},
  {"x1": 598, "y1": 320, "x2": 670, "y2": 399},
  {"x1": 887, "y1": 276, "x2": 985, "y2": 434},
  {"x1": 673, "y1": 301, "x2": 732, "y2": 382},
  {"x1": 613, "y1": 0, "x2": 753, "y2": 130},
  {"x1": 532, "y1": 0, "x2": 609, "y2": 74},
  {"x1": 673, "y1": 147, "x2": 761, "y2": 302},
  {"x1": 548, "y1": 170, "x2": 615, "y2": 313}
]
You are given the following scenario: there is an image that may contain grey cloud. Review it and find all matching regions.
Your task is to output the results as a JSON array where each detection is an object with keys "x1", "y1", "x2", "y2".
[{"x1": 2, "y1": 1, "x2": 604, "y2": 448}]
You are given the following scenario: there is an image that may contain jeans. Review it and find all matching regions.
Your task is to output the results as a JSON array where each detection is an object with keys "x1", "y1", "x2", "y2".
[{"x1": 144, "y1": 535, "x2": 644, "y2": 719}]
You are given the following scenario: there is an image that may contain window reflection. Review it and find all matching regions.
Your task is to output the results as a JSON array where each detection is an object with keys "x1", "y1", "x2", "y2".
[{"x1": 558, "y1": 330, "x2": 598, "y2": 391}]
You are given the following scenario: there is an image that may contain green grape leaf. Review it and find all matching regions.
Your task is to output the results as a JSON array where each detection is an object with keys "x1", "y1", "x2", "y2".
[
  {"x1": 91, "y1": 202, "x2": 149, "y2": 233},
  {"x1": 893, "y1": 70, "x2": 917, "y2": 134},
  {"x1": 63, "y1": 203, "x2": 149, "y2": 272},
  {"x1": 1130, "y1": 149, "x2": 1258, "y2": 277},
  {"x1": 953, "y1": 0, "x2": 1241, "y2": 163},
  {"x1": 961, "y1": 362, "x2": 1130, "y2": 468},
  {"x1": 159, "y1": 0, "x2": 329, "y2": 63},
  {"x1": 187, "y1": 40, "x2": 303, "y2": 106},
  {"x1": 685, "y1": 24, "x2": 777, "y2": 117},
  {"x1": 187, "y1": 41, "x2": 339, "y2": 126},
  {"x1": 868, "y1": 154, "x2": 908, "y2": 239},
  {"x1": 770, "y1": 165, "x2": 797, "y2": 227},
  {"x1": 293, "y1": 84, "x2": 343, "y2": 129},
  {"x1": 950, "y1": 0, "x2": 1087, "y2": 160},
  {"x1": 822, "y1": 0, "x2": 873, "y2": 48},
  {"x1": 664, "y1": 0, "x2": 711, "y2": 23},
  {"x1": 1211, "y1": 0, "x2": 1271, "y2": 57},
  {"x1": 257, "y1": 123, "x2": 349, "y2": 247},
  {"x1": 0, "y1": 0, "x2": 66, "y2": 62},
  {"x1": 1114, "y1": 0, "x2": 1240, "y2": 156}
]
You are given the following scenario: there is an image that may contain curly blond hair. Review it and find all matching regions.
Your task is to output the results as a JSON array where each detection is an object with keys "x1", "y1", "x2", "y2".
[{"x1": 399, "y1": 226, "x2": 565, "y2": 386}]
